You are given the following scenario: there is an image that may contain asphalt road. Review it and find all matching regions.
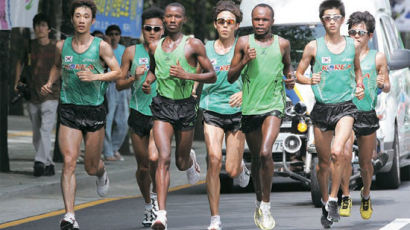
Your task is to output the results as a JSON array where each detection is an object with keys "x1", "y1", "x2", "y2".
[{"x1": 3, "y1": 179, "x2": 410, "y2": 230}]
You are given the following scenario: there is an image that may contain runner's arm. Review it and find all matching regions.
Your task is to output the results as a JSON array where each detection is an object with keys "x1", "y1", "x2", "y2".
[
  {"x1": 376, "y1": 51, "x2": 390, "y2": 93},
  {"x1": 96, "y1": 41, "x2": 122, "y2": 81},
  {"x1": 142, "y1": 43, "x2": 158, "y2": 94},
  {"x1": 280, "y1": 37, "x2": 295, "y2": 89},
  {"x1": 296, "y1": 41, "x2": 315, "y2": 85},
  {"x1": 116, "y1": 46, "x2": 136, "y2": 90},
  {"x1": 169, "y1": 38, "x2": 216, "y2": 83},
  {"x1": 227, "y1": 36, "x2": 247, "y2": 83},
  {"x1": 353, "y1": 45, "x2": 363, "y2": 86}
]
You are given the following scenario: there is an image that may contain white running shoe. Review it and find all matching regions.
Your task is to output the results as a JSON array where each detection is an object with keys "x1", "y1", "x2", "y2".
[
  {"x1": 233, "y1": 160, "x2": 250, "y2": 188},
  {"x1": 259, "y1": 205, "x2": 276, "y2": 230},
  {"x1": 186, "y1": 149, "x2": 200, "y2": 185},
  {"x1": 207, "y1": 218, "x2": 222, "y2": 230},
  {"x1": 151, "y1": 210, "x2": 167, "y2": 230},
  {"x1": 96, "y1": 170, "x2": 109, "y2": 197},
  {"x1": 142, "y1": 208, "x2": 154, "y2": 227},
  {"x1": 151, "y1": 192, "x2": 159, "y2": 216}
]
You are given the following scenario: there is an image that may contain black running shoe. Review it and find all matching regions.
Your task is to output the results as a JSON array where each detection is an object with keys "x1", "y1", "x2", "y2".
[
  {"x1": 44, "y1": 165, "x2": 55, "y2": 176},
  {"x1": 327, "y1": 201, "x2": 340, "y2": 222},
  {"x1": 321, "y1": 206, "x2": 333, "y2": 228},
  {"x1": 33, "y1": 161, "x2": 45, "y2": 177},
  {"x1": 60, "y1": 216, "x2": 79, "y2": 230}
]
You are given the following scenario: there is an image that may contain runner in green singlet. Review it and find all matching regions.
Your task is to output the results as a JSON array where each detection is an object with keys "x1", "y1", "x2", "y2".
[
  {"x1": 228, "y1": 4, "x2": 295, "y2": 230},
  {"x1": 116, "y1": 7, "x2": 164, "y2": 227},
  {"x1": 339, "y1": 11, "x2": 390, "y2": 220},
  {"x1": 141, "y1": 3, "x2": 216, "y2": 230},
  {"x1": 40, "y1": 1, "x2": 121, "y2": 229},
  {"x1": 296, "y1": 0, "x2": 364, "y2": 228},
  {"x1": 194, "y1": 2, "x2": 249, "y2": 230}
]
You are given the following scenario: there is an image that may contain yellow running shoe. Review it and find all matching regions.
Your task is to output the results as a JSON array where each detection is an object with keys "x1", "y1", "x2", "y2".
[
  {"x1": 360, "y1": 196, "x2": 373, "y2": 219},
  {"x1": 360, "y1": 187, "x2": 373, "y2": 219},
  {"x1": 339, "y1": 196, "x2": 352, "y2": 217}
]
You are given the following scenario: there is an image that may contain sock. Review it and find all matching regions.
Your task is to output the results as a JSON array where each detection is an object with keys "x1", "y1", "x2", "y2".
[
  {"x1": 321, "y1": 199, "x2": 326, "y2": 206},
  {"x1": 211, "y1": 215, "x2": 220, "y2": 223},
  {"x1": 157, "y1": 210, "x2": 166, "y2": 217},
  {"x1": 64, "y1": 212, "x2": 75, "y2": 221},
  {"x1": 260, "y1": 201, "x2": 271, "y2": 210},
  {"x1": 342, "y1": 194, "x2": 350, "y2": 199},
  {"x1": 328, "y1": 196, "x2": 338, "y2": 202},
  {"x1": 361, "y1": 190, "x2": 370, "y2": 200},
  {"x1": 145, "y1": 203, "x2": 152, "y2": 211},
  {"x1": 255, "y1": 200, "x2": 261, "y2": 208},
  {"x1": 151, "y1": 192, "x2": 157, "y2": 199}
]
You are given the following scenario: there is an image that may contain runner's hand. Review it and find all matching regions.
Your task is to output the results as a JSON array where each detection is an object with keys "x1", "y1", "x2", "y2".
[
  {"x1": 135, "y1": 65, "x2": 147, "y2": 80},
  {"x1": 191, "y1": 88, "x2": 197, "y2": 99},
  {"x1": 284, "y1": 72, "x2": 296, "y2": 89},
  {"x1": 142, "y1": 80, "x2": 151, "y2": 94},
  {"x1": 242, "y1": 44, "x2": 256, "y2": 65},
  {"x1": 311, "y1": 71, "x2": 321, "y2": 85},
  {"x1": 41, "y1": 82, "x2": 53, "y2": 95},
  {"x1": 355, "y1": 85, "x2": 364, "y2": 100},
  {"x1": 77, "y1": 69, "x2": 96, "y2": 82},
  {"x1": 170, "y1": 60, "x2": 188, "y2": 79},
  {"x1": 229, "y1": 91, "x2": 242, "y2": 107}
]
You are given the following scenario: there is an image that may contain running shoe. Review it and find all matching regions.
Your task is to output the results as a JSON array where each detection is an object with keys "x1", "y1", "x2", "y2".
[
  {"x1": 254, "y1": 207, "x2": 262, "y2": 229},
  {"x1": 207, "y1": 218, "x2": 222, "y2": 230},
  {"x1": 186, "y1": 149, "x2": 200, "y2": 185},
  {"x1": 151, "y1": 193, "x2": 159, "y2": 217},
  {"x1": 151, "y1": 210, "x2": 167, "y2": 230},
  {"x1": 233, "y1": 160, "x2": 250, "y2": 188},
  {"x1": 327, "y1": 200, "x2": 340, "y2": 222},
  {"x1": 258, "y1": 205, "x2": 276, "y2": 230},
  {"x1": 339, "y1": 196, "x2": 352, "y2": 217},
  {"x1": 320, "y1": 205, "x2": 333, "y2": 229},
  {"x1": 142, "y1": 208, "x2": 154, "y2": 227},
  {"x1": 96, "y1": 170, "x2": 110, "y2": 197},
  {"x1": 360, "y1": 188, "x2": 373, "y2": 219},
  {"x1": 60, "y1": 215, "x2": 79, "y2": 230}
]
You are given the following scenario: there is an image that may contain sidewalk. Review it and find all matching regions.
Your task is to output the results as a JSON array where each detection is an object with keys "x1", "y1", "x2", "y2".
[{"x1": 1, "y1": 115, "x2": 207, "y2": 224}]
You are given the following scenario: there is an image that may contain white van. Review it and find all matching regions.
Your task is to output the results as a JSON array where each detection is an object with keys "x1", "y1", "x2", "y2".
[{"x1": 238, "y1": 0, "x2": 410, "y2": 190}]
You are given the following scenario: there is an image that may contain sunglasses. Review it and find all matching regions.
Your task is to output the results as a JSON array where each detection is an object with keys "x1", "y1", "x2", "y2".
[
  {"x1": 143, "y1": 25, "x2": 162, "y2": 32},
  {"x1": 348, "y1": 29, "x2": 368, "y2": 37},
  {"x1": 215, "y1": 18, "x2": 236, "y2": 26},
  {"x1": 322, "y1": 14, "x2": 343, "y2": 22}
]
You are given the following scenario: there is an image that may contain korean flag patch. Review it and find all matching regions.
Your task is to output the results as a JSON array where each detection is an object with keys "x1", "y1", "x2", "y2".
[
  {"x1": 139, "y1": 58, "x2": 149, "y2": 65},
  {"x1": 64, "y1": 56, "x2": 73, "y2": 62},
  {"x1": 322, "y1": 57, "x2": 331, "y2": 64}
]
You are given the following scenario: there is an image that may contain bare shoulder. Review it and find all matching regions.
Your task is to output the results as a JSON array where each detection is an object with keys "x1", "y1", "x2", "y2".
[
  {"x1": 277, "y1": 35, "x2": 290, "y2": 47},
  {"x1": 187, "y1": 37, "x2": 205, "y2": 49},
  {"x1": 304, "y1": 40, "x2": 317, "y2": 54},
  {"x1": 124, "y1": 45, "x2": 136, "y2": 58},
  {"x1": 56, "y1": 40, "x2": 65, "y2": 51},
  {"x1": 148, "y1": 40, "x2": 160, "y2": 54},
  {"x1": 99, "y1": 39, "x2": 111, "y2": 51},
  {"x1": 236, "y1": 35, "x2": 249, "y2": 49}
]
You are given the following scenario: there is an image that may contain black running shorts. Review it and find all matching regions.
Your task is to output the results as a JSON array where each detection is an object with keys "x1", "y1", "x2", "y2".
[
  {"x1": 59, "y1": 103, "x2": 106, "y2": 133},
  {"x1": 202, "y1": 110, "x2": 242, "y2": 132},
  {"x1": 353, "y1": 110, "x2": 379, "y2": 136},
  {"x1": 241, "y1": 110, "x2": 282, "y2": 133},
  {"x1": 128, "y1": 109, "x2": 153, "y2": 137},
  {"x1": 310, "y1": 100, "x2": 357, "y2": 131},
  {"x1": 150, "y1": 95, "x2": 197, "y2": 131}
]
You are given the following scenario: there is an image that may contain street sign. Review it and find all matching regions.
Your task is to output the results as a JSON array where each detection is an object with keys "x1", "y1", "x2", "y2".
[{"x1": 92, "y1": 0, "x2": 144, "y2": 38}]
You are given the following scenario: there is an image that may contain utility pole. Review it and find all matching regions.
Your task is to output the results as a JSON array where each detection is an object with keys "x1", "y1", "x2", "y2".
[{"x1": 0, "y1": 30, "x2": 11, "y2": 172}]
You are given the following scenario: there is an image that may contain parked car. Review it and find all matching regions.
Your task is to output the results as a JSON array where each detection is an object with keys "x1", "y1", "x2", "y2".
[{"x1": 219, "y1": 0, "x2": 410, "y2": 205}]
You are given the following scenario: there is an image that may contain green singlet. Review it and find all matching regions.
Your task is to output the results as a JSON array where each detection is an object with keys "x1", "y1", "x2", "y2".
[
  {"x1": 129, "y1": 44, "x2": 157, "y2": 115},
  {"x1": 241, "y1": 34, "x2": 285, "y2": 115},
  {"x1": 200, "y1": 40, "x2": 242, "y2": 114},
  {"x1": 312, "y1": 36, "x2": 356, "y2": 104},
  {"x1": 154, "y1": 35, "x2": 196, "y2": 100},
  {"x1": 60, "y1": 37, "x2": 106, "y2": 106},
  {"x1": 353, "y1": 50, "x2": 378, "y2": 111}
]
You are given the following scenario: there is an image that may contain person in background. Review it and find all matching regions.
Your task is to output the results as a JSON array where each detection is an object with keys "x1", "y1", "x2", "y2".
[
  {"x1": 15, "y1": 13, "x2": 60, "y2": 177},
  {"x1": 103, "y1": 24, "x2": 129, "y2": 161}
]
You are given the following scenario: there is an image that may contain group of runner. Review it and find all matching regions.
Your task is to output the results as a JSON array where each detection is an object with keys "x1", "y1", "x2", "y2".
[{"x1": 39, "y1": 0, "x2": 390, "y2": 229}]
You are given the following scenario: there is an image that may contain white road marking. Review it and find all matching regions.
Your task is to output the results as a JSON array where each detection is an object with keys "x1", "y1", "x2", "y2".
[{"x1": 380, "y1": 219, "x2": 410, "y2": 230}]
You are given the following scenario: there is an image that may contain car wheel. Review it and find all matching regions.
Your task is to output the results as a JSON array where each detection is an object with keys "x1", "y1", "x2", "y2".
[
  {"x1": 400, "y1": 165, "x2": 410, "y2": 181},
  {"x1": 376, "y1": 124, "x2": 401, "y2": 189},
  {"x1": 310, "y1": 157, "x2": 322, "y2": 208}
]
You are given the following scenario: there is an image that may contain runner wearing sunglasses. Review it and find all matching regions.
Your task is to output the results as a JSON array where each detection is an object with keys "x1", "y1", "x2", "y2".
[
  {"x1": 228, "y1": 3, "x2": 295, "y2": 230},
  {"x1": 295, "y1": 0, "x2": 364, "y2": 228},
  {"x1": 339, "y1": 10, "x2": 390, "y2": 220},
  {"x1": 141, "y1": 2, "x2": 216, "y2": 229},
  {"x1": 116, "y1": 7, "x2": 165, "y2": 228},
  {"x1": 193, "y1": 1, "x2": 249, "y2": 229}
]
